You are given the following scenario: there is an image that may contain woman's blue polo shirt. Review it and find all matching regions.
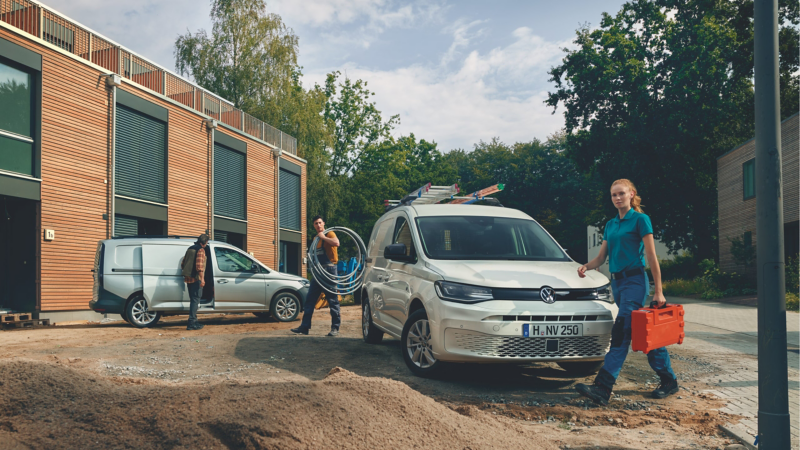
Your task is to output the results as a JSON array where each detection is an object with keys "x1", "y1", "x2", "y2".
[{"x1": 603, "y1": 209, "x2": 653, "y2": 274}]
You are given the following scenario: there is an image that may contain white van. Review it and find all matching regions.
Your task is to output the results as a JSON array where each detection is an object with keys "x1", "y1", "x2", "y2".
[
  {"x1": 90, "y1": 237, "x2": 309, "y2": 327},
  {"x1": 360, "y1": 204, "x2": 617, "y2": 377}
]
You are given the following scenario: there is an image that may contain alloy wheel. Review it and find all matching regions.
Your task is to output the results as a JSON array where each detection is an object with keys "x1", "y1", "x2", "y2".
[
  {"x1": 362, "y1": 302, "x2": 370, "y2": 338},
  {"x1": 275, "y1": 296, "x2": 298, "y2": 321},
  {"x1": 406, "y1": 319, "x2": 436, "y2": 368},
  {"x1": 130, "y1": 298, "x2": 157, "y2": 326}
]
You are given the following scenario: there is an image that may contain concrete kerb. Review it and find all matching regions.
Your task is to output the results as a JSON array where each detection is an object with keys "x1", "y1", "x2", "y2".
[{"x1": 719, "y1": 424, "x2": 758, "y2": 450}]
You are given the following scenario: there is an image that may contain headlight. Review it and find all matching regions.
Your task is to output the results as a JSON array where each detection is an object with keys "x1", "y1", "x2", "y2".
[
  {"x1": 299, "y1": 279, "x2": 310, "y2": 287},
  {"x1": 595, "y1": 284, "x2": 612, "y2": 303},
  {"x1": 434, "y1": 281, "x2": 493, "y2": 303}
]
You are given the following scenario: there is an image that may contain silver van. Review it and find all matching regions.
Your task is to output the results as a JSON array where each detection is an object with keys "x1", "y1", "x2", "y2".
[{"x1": 90, "y1": 237, "x2": 309, "y2": 327}]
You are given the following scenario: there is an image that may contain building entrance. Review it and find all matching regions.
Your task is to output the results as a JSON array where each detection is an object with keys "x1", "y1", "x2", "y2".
[{"x1": 0, "y1": 195, "x2": 37, "y2": 313}]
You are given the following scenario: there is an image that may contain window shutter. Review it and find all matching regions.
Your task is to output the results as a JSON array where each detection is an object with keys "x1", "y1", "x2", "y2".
[
  {"x1": 114, "y1": 215, "x2": 138, "y2": 237},
  {"x1": 279, "y1": 169, "x2": 300, "y2": 230},
  {"x1": 215, "y1": 230, "x2": 228, "y2": 243},
  {"x1": 115, "y1": 106, "x2": 166, "y2": 203},
  {"x1": 214, "y1": 144, "x2": 246, "y2": 220}
]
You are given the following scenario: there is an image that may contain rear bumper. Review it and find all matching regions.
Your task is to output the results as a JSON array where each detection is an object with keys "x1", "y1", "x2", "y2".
[{"x1": 89, "y1": 288, "x2": 127, "y2": 314}]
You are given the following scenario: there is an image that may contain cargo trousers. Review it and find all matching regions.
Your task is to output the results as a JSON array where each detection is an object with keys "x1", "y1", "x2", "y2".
[
  {"x1": 298, "y1": 265, "x2": 340, "y2": 331},
  {"x1": 595, "y1": 271, "x2": 675, "y2": 390}
]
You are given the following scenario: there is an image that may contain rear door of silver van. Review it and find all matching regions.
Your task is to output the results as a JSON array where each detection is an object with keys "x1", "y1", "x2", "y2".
[{"x1": 142, "y1": 242, "x2": 192, "y2": 311}]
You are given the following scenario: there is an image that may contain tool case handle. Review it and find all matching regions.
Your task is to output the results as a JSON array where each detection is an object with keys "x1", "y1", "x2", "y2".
[{"x1": 645, "y1": 301, "x2": 679, "y2": 324}]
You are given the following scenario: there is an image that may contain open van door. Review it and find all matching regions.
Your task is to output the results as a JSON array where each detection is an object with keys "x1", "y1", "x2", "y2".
[{"x1": 142, "y1": 243, "x2": 195, "y2": 311}]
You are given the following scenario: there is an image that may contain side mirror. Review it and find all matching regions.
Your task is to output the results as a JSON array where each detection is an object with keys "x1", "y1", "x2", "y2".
[
  {"x1": 384, "y1": 243, "x2": 412, "y2": 262},
  {"x1": 251, "y1": 263, "x2": 259, "y2": 272}
]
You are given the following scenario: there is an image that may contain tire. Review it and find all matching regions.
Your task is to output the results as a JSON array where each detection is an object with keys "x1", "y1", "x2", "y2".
[
  {"x1": 401, "y1": 308, "x2": 445, "y2": 377},
  {"x1": 125, "y1": 294, "x2": 161, "y2": 328},
  {"x1": 361, "y1": 298, "x2": 384, "y2": 344},
  {"x1": 120, "y1": 310, "x2": 129, "y2": 323},
  {"x1": 557, "y1": 360, "x2": 604, "y2": 376},
  {"x1": 270, "y1": 292, "x2": 301, "y2": 322},
  {"x1": 252, "y1": 312, "x2": 270, "y2": 320}
]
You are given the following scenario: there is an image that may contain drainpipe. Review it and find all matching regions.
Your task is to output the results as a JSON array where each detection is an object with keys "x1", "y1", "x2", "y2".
[
  {"x1": 104, "y1": 74, "x2": 121, "y2": 237},
  {"x1": 273, "y1": 146, "x2": 281, "y2": 271},
  {"x1": 204, "y1": 119, "x2": 218, "y2": 238}
]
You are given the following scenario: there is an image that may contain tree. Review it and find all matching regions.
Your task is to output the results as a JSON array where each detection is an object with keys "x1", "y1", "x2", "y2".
[
  {"x1": 546, "y1": 0, "x2": 799, "y2": 261},
  {"x1": 174, "y1": 0, "x2": 298, "y2": 113},
  {"x1": 323, "y1": 71, "x2": 399, "y2": 178},
  {"x1": 729, "y1": 233, "x2": 755, "y2": 272}
]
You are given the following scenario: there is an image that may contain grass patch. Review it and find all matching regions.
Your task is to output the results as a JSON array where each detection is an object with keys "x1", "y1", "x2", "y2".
[{"x1": 662, "y1": 278, "x2": 706, "y2": 297}]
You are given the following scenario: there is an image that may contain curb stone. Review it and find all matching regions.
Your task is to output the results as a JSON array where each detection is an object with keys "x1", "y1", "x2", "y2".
[{"x1": 719, "y1": 424, "x2": 757, "y2": 450}]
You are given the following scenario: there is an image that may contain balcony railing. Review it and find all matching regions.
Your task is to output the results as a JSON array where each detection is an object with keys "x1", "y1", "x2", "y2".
[{"x1": 0, "y1": 0, "x2": 298, "y2": 155}]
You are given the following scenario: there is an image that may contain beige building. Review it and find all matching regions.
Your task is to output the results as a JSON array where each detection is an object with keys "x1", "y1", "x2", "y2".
[{"x1": 716, "y1": 113, "x2": 799, "y2": 279}]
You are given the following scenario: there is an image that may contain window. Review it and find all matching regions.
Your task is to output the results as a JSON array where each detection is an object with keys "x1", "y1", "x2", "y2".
[
  {"x1": 214, "y1": 247, "x2": 258, "y2": 273},
  {"x1": 0, "y1": 60, "x2": 34, "y2": 176},
  {"x1": 214, "y1": 143, "x2": 246, "y2": 220},
  {"x1": 392, "y1": 217, "x2": 417, "y2": 262},
  {"x1": 279, "y1": 169, "x2": 301, "y2": 230},
  {"x1": 113, "y1": 214, "x2": 165, "y2": 237},
  {"x1": 115, "y1": 105, "x2": 166, "y2": 203},
  {"x1": 415, "y1": 216, "x2": 570, "y2": 261},
  {"x1": 743, "y1": 159, "x2": 755, "y2": 200}
]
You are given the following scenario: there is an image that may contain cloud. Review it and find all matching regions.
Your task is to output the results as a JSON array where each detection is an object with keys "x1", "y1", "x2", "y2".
[
  {"x1": 268, "y1": 0, "x2": 443, "y2": 30},
  {"x1": 305, "y1": 28, "x2": 572, "y2": 152}
]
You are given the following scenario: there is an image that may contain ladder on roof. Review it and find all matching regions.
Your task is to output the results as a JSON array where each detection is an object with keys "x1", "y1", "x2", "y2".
[
  {"x1": 448, "y1": 184, "x2": 504, "y2": 204},
  {"x1": 384, "y1": 182, "x2": 504, "y2": 211}
]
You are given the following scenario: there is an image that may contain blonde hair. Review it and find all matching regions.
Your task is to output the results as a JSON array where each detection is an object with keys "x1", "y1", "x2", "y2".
[{"x1": 611, "y1": 179, "x2": 643, "y2": 213}]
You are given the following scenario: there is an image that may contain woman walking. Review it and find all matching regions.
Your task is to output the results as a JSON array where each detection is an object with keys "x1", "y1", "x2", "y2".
[{"x1": 574, "y1": 179, "x2": 678, "y2": 405}]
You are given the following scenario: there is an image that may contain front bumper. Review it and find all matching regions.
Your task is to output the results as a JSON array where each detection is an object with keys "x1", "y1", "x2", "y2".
[{"x1": 431, "y1": 300, "x2": 615, "y2": 363}]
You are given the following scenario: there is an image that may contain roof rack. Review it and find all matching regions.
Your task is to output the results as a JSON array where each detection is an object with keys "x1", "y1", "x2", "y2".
[
  {"x1": 111, "y1": 235, "x2": 198, "y2": 240},
  {"x1": 383, "y1": 182, "x2": 504, "y2": 212}
]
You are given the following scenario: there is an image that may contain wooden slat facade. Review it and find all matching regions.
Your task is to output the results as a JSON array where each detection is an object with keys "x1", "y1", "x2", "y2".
[
  {"x1": 0, "y1": 24, "x2": 306, "y2": 312},
  {"x1": 717, "y1": 113, "x2": 799, "y2": 278}
]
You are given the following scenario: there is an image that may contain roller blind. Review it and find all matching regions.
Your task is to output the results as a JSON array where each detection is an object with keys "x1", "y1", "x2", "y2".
[
  {"x1": 114, "y1": 215, "x2": 138, "y2": 237},
  {"x1": 115, "y1": 105, "x2": 166, "y2": 203},
  {"x1": 279, "y1": 169, "x2": 300, "y2": 230},
  {"x1": 214, "y1": 143, "x2": 246, "y2": 220}
]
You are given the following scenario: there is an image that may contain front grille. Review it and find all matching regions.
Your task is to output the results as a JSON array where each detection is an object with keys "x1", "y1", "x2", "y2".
[
  {"x1": 491, "y1": 314, "x2": 613, "y2": 322},
  {"x1": 449, "y1": 331, "x2": 611, "y2": 358}
]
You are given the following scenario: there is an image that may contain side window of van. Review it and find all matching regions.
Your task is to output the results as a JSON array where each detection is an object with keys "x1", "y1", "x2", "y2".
[
  {"x1": 370, "y1": 219, "x2": 394, "y2": 258},
  {"x1": 392, "y1": 216, "x2": 417, "y2": 262},
  {"x1": 215, "y1": 247, "x2": 257, "y2": 273}
]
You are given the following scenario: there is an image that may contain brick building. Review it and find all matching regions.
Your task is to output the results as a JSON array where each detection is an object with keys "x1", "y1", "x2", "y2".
[
  {"x1": 0, "y1": 0, "x2": 307, "y2": 321},
  {"x1": 717, "y1": 113, "x2": 799, "y2": 279}
]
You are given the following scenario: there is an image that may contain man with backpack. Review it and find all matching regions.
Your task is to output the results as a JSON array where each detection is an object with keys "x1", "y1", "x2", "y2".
[{"x1": 181, "y1": 234, "x2": 209, "y2": 330}]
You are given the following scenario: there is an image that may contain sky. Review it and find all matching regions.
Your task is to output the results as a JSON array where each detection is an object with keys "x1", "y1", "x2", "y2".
[{"x1": 43, "y1": 0, "x2": 627, "y2": 152}]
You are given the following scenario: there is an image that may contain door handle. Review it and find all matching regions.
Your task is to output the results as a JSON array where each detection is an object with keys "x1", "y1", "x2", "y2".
[
  {"x1": 217, "y1": 279, "x2": 229, "y2": 284},
  {"x1": 385, "y1": 273, "x2": 393, "y2": 280}
]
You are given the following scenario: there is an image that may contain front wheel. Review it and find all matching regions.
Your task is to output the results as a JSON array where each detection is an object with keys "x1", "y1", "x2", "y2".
[
  {"x1": 557, "y1": 360, "x2": 604, "y2": 376},
  {"x1": 125, "y1": 295, "x2": 161, "y2": 328},
  {"x1": 401, "y1": 309, "x2": 445, "y2": 377},
  {"x1": 361, "y1": 298, "x2": 384, "y2": 344},
  {"x1": 270, "y1": 292, "x2": 301, "y2": 322}
]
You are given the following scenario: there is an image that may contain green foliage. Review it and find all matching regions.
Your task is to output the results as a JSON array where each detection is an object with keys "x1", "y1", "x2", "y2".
[
  {"x1": 786, "y1": 255, "x2": 799, "y2": 294},
  {"x1": 662, "y1": 278, "x2": 706, "y2": 296},
  {"x1": 323, "y1": 71, "x2": 399, "y2": 178},
  {"x1": 728, "y1": 234, "x2": 755, "y2": 271},
  {"x1": 786, "y1": 292, "x2": 799, "y2": 312},
  {"x1": 174, "y1": 0, "x2": 299, "y2": 112},
  {"x1": 546, "y1": 0, "x2": 799, "y2": 261},
  {"x1": 657, "y1": 253, "x2": 700, "y2": 281}
]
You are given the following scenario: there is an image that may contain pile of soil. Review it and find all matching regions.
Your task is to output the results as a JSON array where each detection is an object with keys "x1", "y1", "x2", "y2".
[{"x1": 0, "y1": 359, "x2": 727, "y2": 449}]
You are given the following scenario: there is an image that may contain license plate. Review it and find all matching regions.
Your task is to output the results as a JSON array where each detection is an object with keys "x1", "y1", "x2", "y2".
[{"x1": 523, "y1": 323, "x2": 583, "y2": 337}]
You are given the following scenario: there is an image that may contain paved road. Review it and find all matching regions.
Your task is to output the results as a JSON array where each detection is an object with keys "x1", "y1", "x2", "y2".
[{"x1": 669, "y1": 296, "x2": 800, "y2": 447}]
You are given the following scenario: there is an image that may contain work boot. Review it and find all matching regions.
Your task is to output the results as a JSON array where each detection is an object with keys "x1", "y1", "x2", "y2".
[
  {"x1": 186, "y1": 320, "x2": 204, "y2": 331},
  {"x1": 575, "y1": 381, "x2": 612, "y2": 406},
  {"x1": 327, "y1": 328, "x2": 339, "y2": 337},
  {"x1": 290, "y1": 327, "x2": 309, "y2": 335},
  {"x1": 652, "y1": 377, "x2": 679, "y2": 399}
]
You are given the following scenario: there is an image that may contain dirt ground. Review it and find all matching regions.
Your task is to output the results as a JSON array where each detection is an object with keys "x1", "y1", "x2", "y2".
[{"x1": 0, "y1": 306, "x2": 745, "y2": 449}]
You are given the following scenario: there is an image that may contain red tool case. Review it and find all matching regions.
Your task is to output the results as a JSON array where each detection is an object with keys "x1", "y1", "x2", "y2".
[{"x1": 631, "y1": 303, "x2": 685, "y2": 354}]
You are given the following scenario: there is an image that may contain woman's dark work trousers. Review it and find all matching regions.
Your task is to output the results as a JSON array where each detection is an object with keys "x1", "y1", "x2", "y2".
[
  {"x1": 187, "y1": 281, "x2": 203, "y2": 323},
  {"x1": 299, "y1": 265, "x2": 340, "y2": 331},
  {"x1": 595, "y1": 271, "x2": 675, "y2": 390}
]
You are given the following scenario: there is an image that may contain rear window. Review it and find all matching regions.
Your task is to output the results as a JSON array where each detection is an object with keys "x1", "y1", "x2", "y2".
[{"x1": 415, "y1": 216, "x2": 569, "y2": 261}]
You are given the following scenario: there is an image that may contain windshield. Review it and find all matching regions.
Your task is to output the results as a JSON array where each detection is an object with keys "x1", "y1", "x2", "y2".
[{"x1": 415, "y1": 216, "x2": 570, "y2": 261}]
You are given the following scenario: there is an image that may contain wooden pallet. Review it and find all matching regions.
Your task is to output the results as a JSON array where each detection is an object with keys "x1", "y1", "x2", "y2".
[
  {"x1": 1, "y1": 319, "x2": 50, "y2": 329},
  {"x1": 1, "y1": 313, "x2": 32, "y2": 323}
]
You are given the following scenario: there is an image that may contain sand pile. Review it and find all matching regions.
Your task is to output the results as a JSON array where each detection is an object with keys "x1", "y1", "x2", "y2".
[{"x1": 0, "y1": 360, "x2": 579, "y2": 450}]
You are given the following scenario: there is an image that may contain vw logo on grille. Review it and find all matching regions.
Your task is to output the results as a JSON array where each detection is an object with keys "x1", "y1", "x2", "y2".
[{"x1": 540, "y1": 286, "x2": 556, "y2": 304}]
